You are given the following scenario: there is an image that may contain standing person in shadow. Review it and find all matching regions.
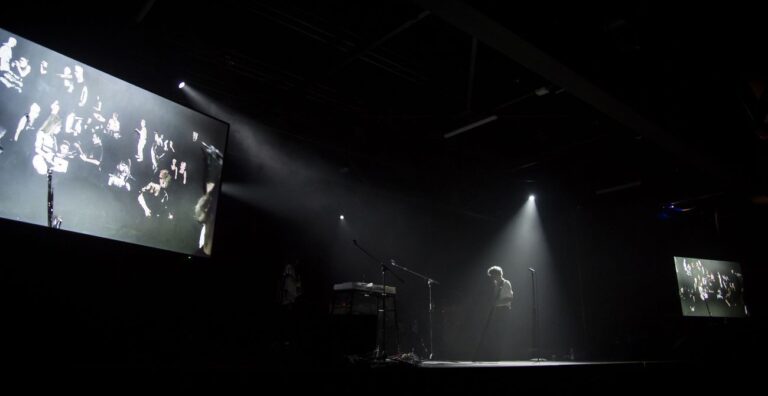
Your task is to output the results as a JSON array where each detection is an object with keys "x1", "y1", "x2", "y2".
[{"x1": 476, "y1": 265, "x2": 514, "y2": 361}]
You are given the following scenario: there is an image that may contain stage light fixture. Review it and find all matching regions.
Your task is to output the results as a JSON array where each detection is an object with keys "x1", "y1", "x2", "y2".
[
  {"x1": 178, "y1": 81, "x2": 186, "y2": 89},
  {"x1": 339, "y1": 215, "x2": 345, "y2": 220},
  {"x1": 444, "y1": 115, "x2": 498, "y2": 139}
]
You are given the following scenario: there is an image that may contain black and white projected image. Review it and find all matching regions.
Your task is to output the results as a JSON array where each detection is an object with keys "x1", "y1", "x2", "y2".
[
  {"x1": 674, "y1": 257, "x2": 747, "y2": 318},
  {"x1": 0, "y1": 28, "x2": 228, "y2": 257}
]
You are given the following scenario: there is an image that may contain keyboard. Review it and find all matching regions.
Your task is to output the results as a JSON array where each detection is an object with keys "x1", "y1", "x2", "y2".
[{"x1": 333, "y1": 282, "x2": 396, "y2": 295}]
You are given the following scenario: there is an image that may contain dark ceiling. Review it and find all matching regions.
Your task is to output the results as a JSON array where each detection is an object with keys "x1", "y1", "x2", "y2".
[{"x1": 3, "y1": 0, "x2": 766, "y2": 218}]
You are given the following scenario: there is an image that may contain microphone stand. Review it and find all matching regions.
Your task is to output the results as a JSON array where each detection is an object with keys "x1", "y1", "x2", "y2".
[
  {"x1": 352, "y1": 240, "x2": 404, "y2": 360},
  {"x1": 47, "y1": 169, "x2": 62, "y2": 229},
  {"x1": 529, "y1": 267, "x2": 543, "y2": 361},
  {"x1": 47, "y1": 169, "x2": 54, "y2": 228},
  {"x1": 474, "y1": 278, "x2": 502, "y2": 361},
  {"x1": 388, "y1": 259, "x2": 440, "y2": 360}
]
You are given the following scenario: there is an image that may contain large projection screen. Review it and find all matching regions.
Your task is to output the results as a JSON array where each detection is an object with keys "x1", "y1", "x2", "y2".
[
  {"x1": 674, "y1": 256, "x2": 748, "y2": 318},
  {"x1": 0, "y1": 28, "x2": 228, "y2": 257}
]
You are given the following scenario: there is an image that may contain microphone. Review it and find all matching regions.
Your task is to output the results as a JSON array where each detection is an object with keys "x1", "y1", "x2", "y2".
[
  {"x1": 528, "y1": 268, "x2": 535, "y2": 272},
  {"x1": 201, "y1": 141, "x2": 223, "y2": 158},
  {"x1": 353, "y1": 239, "x2": 358, "y2": 246}
]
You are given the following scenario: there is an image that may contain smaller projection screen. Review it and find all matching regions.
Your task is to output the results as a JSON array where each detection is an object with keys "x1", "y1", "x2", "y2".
[
  {"x1": 0, "y1": 28, "x2": 228, "y2": 257},
  {"x1": 674, "y1": 257, "x2": 748, "y2": 318}
]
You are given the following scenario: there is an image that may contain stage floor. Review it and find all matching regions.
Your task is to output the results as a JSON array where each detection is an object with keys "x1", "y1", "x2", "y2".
[{"x1": 418, "y1": 360, "x2": 630, "y2": 368}]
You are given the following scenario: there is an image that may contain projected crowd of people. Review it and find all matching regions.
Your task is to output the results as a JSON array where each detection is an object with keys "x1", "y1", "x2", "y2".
[
  {"x1": 675, "y1": 257, "x2": 747, "y2": 318},
  {"x1": 0, "y1": 30, "x2": 226, "y2": 256}
]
